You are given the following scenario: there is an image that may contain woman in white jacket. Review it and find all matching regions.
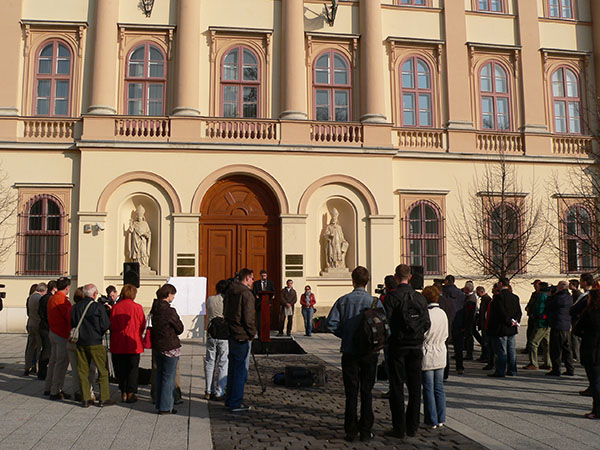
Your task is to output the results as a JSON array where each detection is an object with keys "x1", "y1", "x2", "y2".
[{"x1": 421, "y1": 286, "x2": 449, "y2": 429}]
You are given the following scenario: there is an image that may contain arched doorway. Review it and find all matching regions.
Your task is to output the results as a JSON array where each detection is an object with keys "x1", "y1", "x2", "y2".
[{"x1": 199, "y1": 175, "x2": 281, "y2": 328}]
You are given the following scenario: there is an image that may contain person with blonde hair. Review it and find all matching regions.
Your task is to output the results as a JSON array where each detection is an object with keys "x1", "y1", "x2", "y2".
[
  {"x1": 421, "y1": 286, "x2": 448, "y2": 429},
  {"x1": 110, "y1": 284, "x2": 145, "y2": 403}
]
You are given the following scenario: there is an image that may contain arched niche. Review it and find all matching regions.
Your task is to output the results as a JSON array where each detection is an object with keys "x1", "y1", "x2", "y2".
[
  {"x1": 104, "y1": 181, "x2": 173, "y2": 277},
  {"x1": 119, "y1": 194, "x2": 160, "y2": 273},
  {"x1": 305, "y1": 184, "x2": 369, "y2": 277},
  {"x1": 319, "y1": 197, "x2": 357, "y2": 273}
]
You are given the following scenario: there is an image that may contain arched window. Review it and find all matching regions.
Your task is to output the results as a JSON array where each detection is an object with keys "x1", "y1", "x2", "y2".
[
  {"x1": 551, "y1": 67, "x2": 581, "y2": 134},
  {"x1": 406, "y1": 201, "x2": 442, "y2": 274},
  {"x1": 565, "y1": 205, "x2": 594, "y2": 272},
  {"x1": 126, "y1": 43, "x2": 166, "y2": 115},
  {"x1": 35, "y1": 40, "x2": 72, "y2": 116},
  {"x1": 221, "y1": 46, "x2": 260, "y2": 118},
  {"x1": 547, "y1": 0, "x2": 573, "y2": 19},
  {"x1": 400, "y1": 56, "x2": 433, "y2": 127},
  {"x1": 314, "y1": 50, "x2": 351, "y2": 122},
  {"x1": 479, "y1": 61, "x2": 511, "y2": 131},
  {"x1": 490, "y1": 203, "x2": 520, "y2": 273},
  {"x1": 21, "y1": 196, "x2": 65, "y2": 275}
]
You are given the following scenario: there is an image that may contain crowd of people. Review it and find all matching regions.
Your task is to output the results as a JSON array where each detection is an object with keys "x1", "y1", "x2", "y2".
[
  {"x1": 21, "y1": 265, "x2": 600, "y2": 435},
  {"x1": 23, "y1": 277, "x2": 184, "y2": 414},
  {"x1": 325, "y1": 266, "x2": 600, "y2": 443}
]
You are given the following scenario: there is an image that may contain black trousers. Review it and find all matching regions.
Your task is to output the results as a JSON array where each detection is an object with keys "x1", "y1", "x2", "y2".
[
  {"x1": 37, "y1": 327, "x2": 51, "y2": 380},
  {"x1": 341, "y1": 352, "x2": 378, "y2": 438},
  {"x1": 278, "y1": 308, "x2": 293, "y2": 335},
  {"x1": 549, "y1": 329, "x2": 574, "y2": 374},
  {"x1": 112, "y1": 353, "x2": 140, "y2": 394},
  {"x1": 388, "y1": 347, "x2": 423, "y2": 437},
  {"x1": 451, "y1": 328, "x2": 464, "y2": 371},
  {"x1": 584, "y1": 364, "x2": 600, "y2": 415}
]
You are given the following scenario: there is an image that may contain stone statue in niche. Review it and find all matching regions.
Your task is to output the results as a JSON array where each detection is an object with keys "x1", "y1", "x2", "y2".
[
  {"x1": 126, "y1": 204, "x2": 152, "y2": 268},
  {"x1": 322, "y1": 208, "x2": 349, "y2": 275}
]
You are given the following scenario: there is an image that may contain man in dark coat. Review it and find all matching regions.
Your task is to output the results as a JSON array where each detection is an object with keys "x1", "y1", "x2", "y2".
[
  {"x1": 487, "y1": 278, "x2": 522, "y2": 378},
  {"x1": 384, "y1": 264, "x2": 430, "y2": 439},
  {"x1": 224, "y1": 268, "x2": 257, "y2": 412},
  {"x1": 476, "y1": 285, "x2": 493, "y2": 364},
  {"x1": 546, "y1": 281, "x2": 575, "y2": 377},
  {"x1": 252, "y1": 269, "x2": 275, "y2": 337},
  {"x1": 443, "y1": 275, "x2": 466, "y2": 374}
]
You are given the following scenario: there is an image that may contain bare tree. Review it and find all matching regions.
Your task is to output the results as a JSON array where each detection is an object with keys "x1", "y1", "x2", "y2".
[
  {"x1": 0, "y1": 165, "x2": 17, "y2": 268},
  {"x1": 451, "y1": 154, "x2": 551, "y2": 280},
  {"x1": 549, "y1": 142, "x2": 600, "y2": 274}
]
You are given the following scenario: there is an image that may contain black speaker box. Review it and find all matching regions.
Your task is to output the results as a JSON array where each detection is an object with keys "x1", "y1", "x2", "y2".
[
  {"x1": 123, "y1": 262, "x2": 140, "y2": 288},
  {"x1": 410, "y1": 265, "x2": 424, "y2": 290}
]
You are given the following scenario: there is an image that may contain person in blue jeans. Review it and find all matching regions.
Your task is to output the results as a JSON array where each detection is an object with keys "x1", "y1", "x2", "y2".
[
  {"x1": 300, "y1": 286, "x2": 316, "y2": 336},
  {"x1": 150, "y1": 284, "x2": 184, "y2": 414},
  {"x1": 223, "y1": 268, "x2": 257, "y2": 412},
  {"x1": 421, "y1": 286, "x2": 448, "y2": 429},
  {"x1": 487, "y1": 278, "x2": 522, "y2": 378}
]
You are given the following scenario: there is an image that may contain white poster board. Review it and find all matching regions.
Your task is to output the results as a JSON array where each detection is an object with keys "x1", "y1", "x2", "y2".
[{"x1": 167, "y1": 277, "x2": 207, "y2": 316}]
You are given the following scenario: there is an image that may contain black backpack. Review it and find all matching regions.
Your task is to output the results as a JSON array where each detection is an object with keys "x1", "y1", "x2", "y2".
[
  {"x1": 207, "y1": 317, "x2": 230, "y2": 340},
  {"x1": 395, "y1": 290, "x2": 430, "y2": 342},
  {"x1": 354, "y1": 297, "x2": 390, "y2": 354}
]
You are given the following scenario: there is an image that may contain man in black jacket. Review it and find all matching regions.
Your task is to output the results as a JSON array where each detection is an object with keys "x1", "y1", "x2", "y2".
[
  {"x1": 487, "y1": 278, "x2": 522, "y2": 378},
  {"x1": 546, "y1": 281, "x2": 575, "y2": 377},
  {"x1": 71, "y1": 284, "x2": 113, "y2": 407},
  {"x1": 253, "y1": 269, "x2": 275, "y2": 338},
  {"x1": 384, "y1": 264, "x2": 431, "y2": 439},
  {"x1": 443, "y1": 275, "x2": 466, "y2": 375}
]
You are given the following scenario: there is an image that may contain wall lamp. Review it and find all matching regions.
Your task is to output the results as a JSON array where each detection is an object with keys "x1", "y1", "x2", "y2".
[{"x1": 324, "y1": 0, "x2": 338, "y2": 26}]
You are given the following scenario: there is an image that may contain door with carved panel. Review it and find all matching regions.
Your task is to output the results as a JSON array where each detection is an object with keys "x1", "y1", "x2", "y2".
[{"x1": 199, "y1": 176, "x2": 280, "y2": 328}]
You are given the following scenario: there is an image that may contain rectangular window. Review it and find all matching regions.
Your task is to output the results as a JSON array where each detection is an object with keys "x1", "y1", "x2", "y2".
[
  {"x1": 477, "y1": 0, "x2": 504, "y2": 12},
  {"x1": 548, "y1": 0, "x2": 573, "y2": 19},
  {"x1": 400, "y1": 0, "x2": 427, "y2": 5}
]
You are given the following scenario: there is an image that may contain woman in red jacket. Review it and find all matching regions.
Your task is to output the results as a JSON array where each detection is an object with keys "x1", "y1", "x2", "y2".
[
  {"x1": 110, "y1": 284, "x2": 145, "y2": 403},
  {"x1": 300, "y1": 285, "x2": 316, "y2": 336}
]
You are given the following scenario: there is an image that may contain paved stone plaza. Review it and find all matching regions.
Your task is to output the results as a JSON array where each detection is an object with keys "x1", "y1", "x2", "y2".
[{"x1": 0, "y1": 332, "x2": 598, "y2": 449}]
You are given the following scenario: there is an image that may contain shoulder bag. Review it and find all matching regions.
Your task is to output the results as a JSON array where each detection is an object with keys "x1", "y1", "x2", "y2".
[{"x1": 69, "y1": 300, "x2": 94, "y2": 344}]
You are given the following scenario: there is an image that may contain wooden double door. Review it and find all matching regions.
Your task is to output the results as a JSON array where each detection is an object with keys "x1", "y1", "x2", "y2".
[{"x1": 199, "y1": 176, "x2": 280, "y2": 327}]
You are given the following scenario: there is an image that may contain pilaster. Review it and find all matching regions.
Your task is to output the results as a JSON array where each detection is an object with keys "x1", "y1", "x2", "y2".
[{"x1": 280, "y1": 0, "x2": 307, "y2": 120}]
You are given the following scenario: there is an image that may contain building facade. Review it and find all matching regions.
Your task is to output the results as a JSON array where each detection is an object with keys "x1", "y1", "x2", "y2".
[{"x1": 0, "y1": 0, "x2": 599, "y2": 331}]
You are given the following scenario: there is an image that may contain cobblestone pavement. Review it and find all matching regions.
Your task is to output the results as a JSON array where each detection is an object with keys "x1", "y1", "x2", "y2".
[{"x1": 209, "y1": 353, "x2": 483, "y2": 450}]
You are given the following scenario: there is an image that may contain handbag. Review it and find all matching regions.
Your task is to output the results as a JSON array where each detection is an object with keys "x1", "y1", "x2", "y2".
[
  {"x1": 69, "y1": 300, "x2": 93, "y2": 344},
  {"x1": 142, "y1": 313, "x2": 152, "y2": 349}
]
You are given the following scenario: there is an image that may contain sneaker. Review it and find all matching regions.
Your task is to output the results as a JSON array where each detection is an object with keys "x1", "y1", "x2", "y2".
[
  {"x1": 158, "y1": 409, "x2": 177, "y2": 415},
  {"x1": 230, "y1": 404, "x2": 252, "y2": 412},
  {"x1": 360, "y1": 432, "x2": 374, "y2": 442},
  {"x1": 522, "y1": 364, "x2": 538, "y2": 370},
  {"x1": 97, "y1": 399, "x2": 116, "y2": 407},
  {"x1": 438, "y1": 423, "x2": 445, "y2": 428}
]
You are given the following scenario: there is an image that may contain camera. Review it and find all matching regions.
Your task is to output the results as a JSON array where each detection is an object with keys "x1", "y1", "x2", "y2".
[
  {"x1": 97, "y1": 294, "x2": 113, "y2": 306},
  {"x1": 375, "y1": 283, "x2": 385, "y2": 296}
]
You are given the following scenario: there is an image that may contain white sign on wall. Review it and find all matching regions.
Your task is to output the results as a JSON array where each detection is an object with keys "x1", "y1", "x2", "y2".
[{"x1": 167, "y1": 277, "x2": 207, "y2": 316}]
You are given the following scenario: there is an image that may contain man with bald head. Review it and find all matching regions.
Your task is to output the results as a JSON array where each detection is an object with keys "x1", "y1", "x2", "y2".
[
  {"x1": 71, "y1": 284, "x2": 114, "y2": 407},
  {"x1": 546, "y1": 281, "x2": 575, "y2": 377}
]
